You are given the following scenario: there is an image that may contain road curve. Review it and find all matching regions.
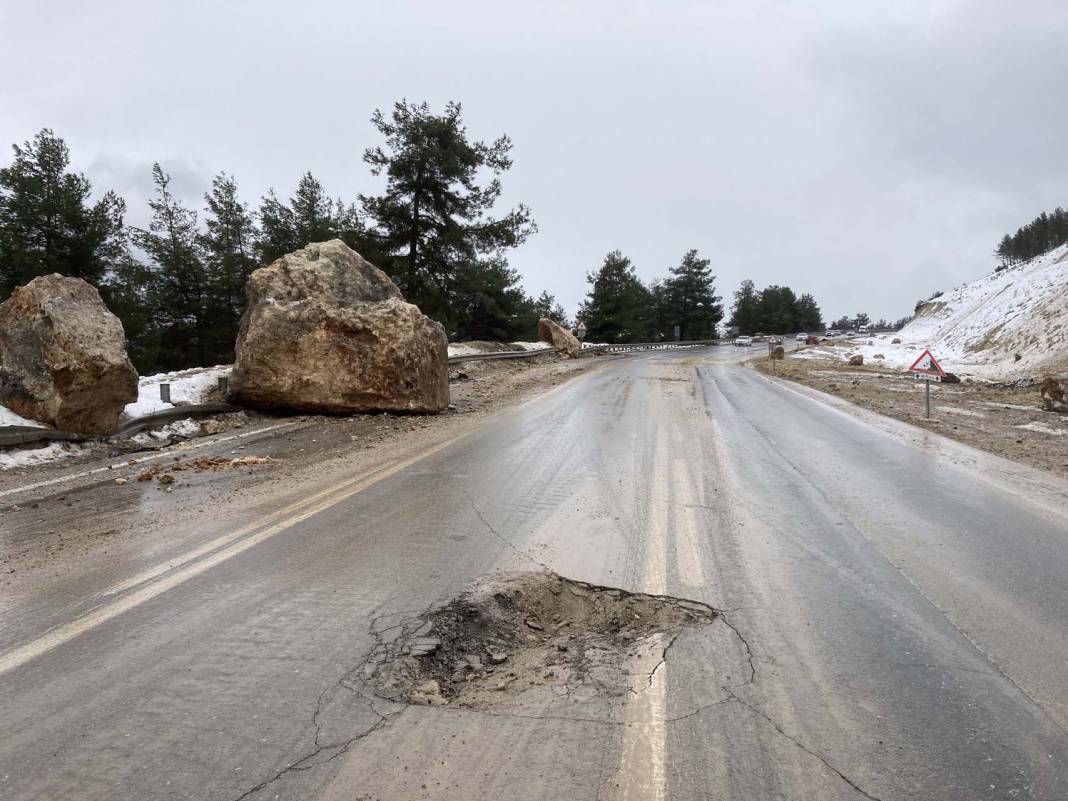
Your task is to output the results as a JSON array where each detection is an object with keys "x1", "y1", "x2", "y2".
[{"x1": 2, "y1": 347, "x2": 1068, "y2": 801}]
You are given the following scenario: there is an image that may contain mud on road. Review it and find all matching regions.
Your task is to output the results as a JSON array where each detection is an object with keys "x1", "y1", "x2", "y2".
[{"x1": 754, "y1": 354, "x2": 1068, "y2": 479}]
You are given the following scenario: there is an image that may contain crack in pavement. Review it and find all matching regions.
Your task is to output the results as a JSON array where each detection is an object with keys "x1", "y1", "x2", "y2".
[
  {"x1": 463, "y1": 488, "x2": 555, "y2": 572},
  {"x1": 229, "y1": 673, "x2": 405, "y2": 801},
  {"x1": 724, "y1": 689, "x2": 885, "y2": 801}
]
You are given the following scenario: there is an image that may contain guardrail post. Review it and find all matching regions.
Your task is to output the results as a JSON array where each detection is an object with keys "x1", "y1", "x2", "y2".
[{"x1": 159, "y1": 383, "x2": 171, "y2": 404}]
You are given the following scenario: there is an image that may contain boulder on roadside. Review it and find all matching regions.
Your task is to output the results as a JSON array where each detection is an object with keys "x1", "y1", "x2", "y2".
[
  {"x1": 0, "y1": 274, "x2": 138, "y2": 435},
  {"x1": 230, "y1": 240, "x2": 449, "y2": 414},
  {"x1": 770, "y1": 346, "x2": 785, "y2": 360},
  {"x1": 1040, "y1": 376, "x2": 1066, "y2": 412},
  {"x1": 942, "y1": 372, "x2": 961, "y2": 384},
  {"x1": 848, "y1": 354, "x2": 864, "y2": 366},
  {"x1": 538, "y1": 318, "x2": 581, "y2": 358},
  {"x1": 891, "y1": 337, "x2": 902, "y2": 344}
]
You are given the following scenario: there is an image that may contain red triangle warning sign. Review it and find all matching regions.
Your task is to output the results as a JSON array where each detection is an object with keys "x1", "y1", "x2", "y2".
[{"x1": 908, "y1": 349, "x2": 946, "y2": 377}]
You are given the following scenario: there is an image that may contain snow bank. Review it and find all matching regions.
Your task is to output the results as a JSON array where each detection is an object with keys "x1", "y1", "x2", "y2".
[
  {"x1": 124, "y1": 365, "x2": 232, "y2": 417},
  {"x1": 130, "y1": 418, "x2": 203, "y2": 445},
  {"x1": 509, "y1": 341, "x2": 553, "y2": 351},
  {"x1": 447, "y1": 341, "x2": 554, "y2": 357},
  {"x1": 800, "y1": 244, "x2": 1068, "y2": 380},
  {"x1": 0, "y1": 441, "x2": 90, "y2": 470},
  {"x1": 0, "y1": 405, "x2": 47, "y2": 428}
]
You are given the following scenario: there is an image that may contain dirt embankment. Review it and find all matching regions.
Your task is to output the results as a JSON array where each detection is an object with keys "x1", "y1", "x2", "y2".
[{"x1": 754, "y1": 354, "x2": 1068, "y2": 480}]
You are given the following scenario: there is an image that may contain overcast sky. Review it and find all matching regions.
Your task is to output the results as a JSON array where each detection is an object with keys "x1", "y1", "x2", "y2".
[{"x1": 2, "y1": 0, "x2": 1065, "y2": 323}]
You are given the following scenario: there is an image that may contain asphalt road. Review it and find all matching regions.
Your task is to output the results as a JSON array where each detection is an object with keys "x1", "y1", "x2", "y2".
[{"x1": 3, "y1": 347, "x2": 1068, "y2": 801}]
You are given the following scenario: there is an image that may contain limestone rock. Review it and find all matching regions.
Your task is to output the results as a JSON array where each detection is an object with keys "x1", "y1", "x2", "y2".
[
  {"x1": 0, "y1": 274, "x2": 138, "y2": 434},
  {"x1": 538, "y1": 318, "x2": 581, "y2": 358},
  {"x1": 230, "y1": 240, "x2": 448, "y2": 414},
  {"x1": 848, "y1": 354, "x2": 864, "y2": 366},
  {"x1": 770, "y1": 346, "x2": 785, "y2": 360},
  {"x1": 1040, "y1": 376, "x2": 1066, "y2": 412}
]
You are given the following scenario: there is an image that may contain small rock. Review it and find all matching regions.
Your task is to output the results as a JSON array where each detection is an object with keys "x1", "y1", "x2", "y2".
[
  {"x1": 525, "y1": 618, "x2": 544, "y2": 631},
  {"x1": 114, "y1": 478, "x2": 127, "y2": 485},
  {"x1": 408, "y1": 637, "x2": 442, "y2": 657},
  {"x1": 464, "y1": 654, "x2": 484, "y2": 670},
  {"x1": 487, "y1": 651, "x2": 509, "y2": 665}
]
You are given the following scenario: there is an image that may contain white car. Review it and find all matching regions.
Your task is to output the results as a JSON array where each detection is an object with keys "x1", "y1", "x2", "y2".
[
  {"x1": 734, "y1": 336, "x2": 753, "y2": 347},
  {"x1": 795, "y1": 333, "x2": 807, "y2": 341}
]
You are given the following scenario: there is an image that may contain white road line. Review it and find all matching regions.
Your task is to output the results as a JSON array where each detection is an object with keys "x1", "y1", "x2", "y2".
[
  {"x1": 0, "y1": 429, "x2": 472, "y2": 676},
  {"x1": 671, "y1": 459, "x2": 705, "y2": 589},
  {"x1": 616, "y1": 431, "x2": 671, "y2": 801},
  {"x1": 0, "y1": 422, "x2": 300, "y2": 500}
]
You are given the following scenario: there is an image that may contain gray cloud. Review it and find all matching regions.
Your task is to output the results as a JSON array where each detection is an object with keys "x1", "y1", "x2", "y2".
[{"x1": 1, "y1": 0, "x2": 1064, "y2": 323}]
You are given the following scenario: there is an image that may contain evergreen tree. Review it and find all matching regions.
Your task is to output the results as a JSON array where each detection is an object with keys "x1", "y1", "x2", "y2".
[
  {"x1": 851, "y1": 312, "x2": 871, "y2": 329},
  {"x1": 452, "y1": 256, "x2": 535, "y2": 341},
  {"x1": 199, "y1": 172, "x2": 258, "y2": 357},
  {"x1": 794, "y1": 293, "x2": 823, "y2": 332},
  {"x1": 532, "y1": 290, "x2": 569, "y2": 328},
  {"x1": 256, "y1": 173, "x2": 364, "y2": 264},
  {"x1": 360, "y1": 100, "x2": 535, "y2": 329},
  {"x1": 729, "y1": 280, "x2": 760, "y2": 334},
  {"x1": 131, "y1": 164, "x2": 210, "y2": 369},
  {"x1": 0, "y1": 129, "x2": 126, "y2": 296},
  {"x1": 579, "y1": 250, "x2": 652, "y2": 343},
  {"x1": 662, "y1": 249, "x2": 722, "y2": 340},
  {"x1": 830, "y1": 315, "x2": 853, "y2": 330}
]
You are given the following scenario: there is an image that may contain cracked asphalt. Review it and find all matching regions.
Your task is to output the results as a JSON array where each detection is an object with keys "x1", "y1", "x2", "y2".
[{"x1": 3, "y1": 346, "x2": 1068, "y2": 800}]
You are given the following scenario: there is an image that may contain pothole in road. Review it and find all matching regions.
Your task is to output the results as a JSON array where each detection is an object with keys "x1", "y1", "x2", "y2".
[{"x1": 363, "y1": 571, "x2": 717, "y2": 709}]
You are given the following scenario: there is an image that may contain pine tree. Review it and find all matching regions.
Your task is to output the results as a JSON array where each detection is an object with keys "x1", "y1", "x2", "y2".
[
  {"x1": 532, "y1": 290, "x2": 570, "y2": 328},
  {"x1": 794, "y1": 293, "x2": 823, "y2": 332},
  {"x1": 360, "y1": 100, "x2": 535, "y2": 329},
  {"x1": 199, "y1": 172, "x2": 258, "y2": 357},
  {"x1": 662, "y1": 249, "x2": 722, "y2": 340},
  {"x1": 579, "y1": 251, "x2": 652, "y2": 343},
  {"x1": 0, "y1": 129, "x2": 126, "y2": 296},
  {"x1": 256, "y1": 173, "x2": 363, "y2": 264},
  {"x1": 131, "y1": 164, "x2": 209, "y2": 369},
  {"x1": 729, "y1": 280, "x2": 759, "y2": 335}
]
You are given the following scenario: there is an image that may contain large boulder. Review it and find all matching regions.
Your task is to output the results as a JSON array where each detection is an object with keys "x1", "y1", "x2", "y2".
[
  {"x1": 538, "y1": 318, "x2": 581, "y2": 358},
  {"x1": 230, "y1": 240, "x2": 449, "y2": 414},
  {"x1": 0, "y1": 274, "x2": 138, "y2": 435}
]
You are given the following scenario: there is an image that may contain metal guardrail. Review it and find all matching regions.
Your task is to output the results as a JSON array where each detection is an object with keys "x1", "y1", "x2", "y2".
[
  {"x1": 447, "y1": 348, "x2": 561, "y2": 365},
  {"x1": 111, "y1": 403, "x2": 243, "y2": 437},
  {"x1": 0, "y1": 403, "x2": 244, "y2": 448},
  {"x1": 0, "y1": 426, "x2": 88, "y2": 448},
  {"x1": 448, "y1": 339, "x2": 730, "y2": 365}
]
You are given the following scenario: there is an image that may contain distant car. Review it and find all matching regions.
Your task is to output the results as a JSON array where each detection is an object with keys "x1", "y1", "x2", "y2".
[
  {"x1": 805, "y1": 335, "x2": 819, "y2": 345},
  {"x1": 795, "y1": 333, "x2": 807, "y2": 342},
  {"x1": 734, "y1": 336, "x2": 753, "y2": 347}
]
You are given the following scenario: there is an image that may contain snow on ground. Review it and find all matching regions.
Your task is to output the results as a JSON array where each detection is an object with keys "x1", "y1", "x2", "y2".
[
  {"x1": 799, "y1": 243, "x2": 1068, "y2": 380},
  {"x1": 0, "y1": 441, "x2": 90, "y2": 470},
  {"x1": 447, "y1": 341, "x2": 554, "y2": 357},
  {"x1": 124, "y1": 365, "x2": 232, "y2": 417},
  {"x1": 0, "y1": 405, "x2": 47, "y2": 428},
  {"x1": 130, "y1": 418, "x2": 203, "y2": 445},
  {"x1": 1016, "y1": 421, "x2": 1067, "y2": 436}
]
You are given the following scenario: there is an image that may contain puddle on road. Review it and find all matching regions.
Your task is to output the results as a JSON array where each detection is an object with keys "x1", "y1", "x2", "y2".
[{"x1": 363, "y1": 572, "x2": 717, "y2": 710}]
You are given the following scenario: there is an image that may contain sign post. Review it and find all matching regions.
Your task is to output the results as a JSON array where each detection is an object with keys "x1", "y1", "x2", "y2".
[{"x1": 908, "y1": 349, "x2": 947, "y2": 420}]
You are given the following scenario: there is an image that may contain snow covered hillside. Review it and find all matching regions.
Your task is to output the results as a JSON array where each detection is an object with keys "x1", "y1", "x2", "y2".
[{"x1": 804, "y1": 244, "x2": 1068, "y2": 379}]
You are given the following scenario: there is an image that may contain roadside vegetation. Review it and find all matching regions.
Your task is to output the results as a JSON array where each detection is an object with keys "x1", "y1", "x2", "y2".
[{"x1": 0, "y1": 104, "x2": 553, "y2": 372}]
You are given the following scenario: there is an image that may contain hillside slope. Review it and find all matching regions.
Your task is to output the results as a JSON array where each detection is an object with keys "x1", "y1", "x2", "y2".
[
  {"x1": 901, "y1": 243, "x2": 1068, "y2": 378},
  {"x1": 805, "y1": 244, "x2": 1067, "y2": 380}
]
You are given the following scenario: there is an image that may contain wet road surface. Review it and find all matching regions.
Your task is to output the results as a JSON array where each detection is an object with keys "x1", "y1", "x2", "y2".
[{"x1": 2, "y1": 347, "x2": 1068, "y2": 800}]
